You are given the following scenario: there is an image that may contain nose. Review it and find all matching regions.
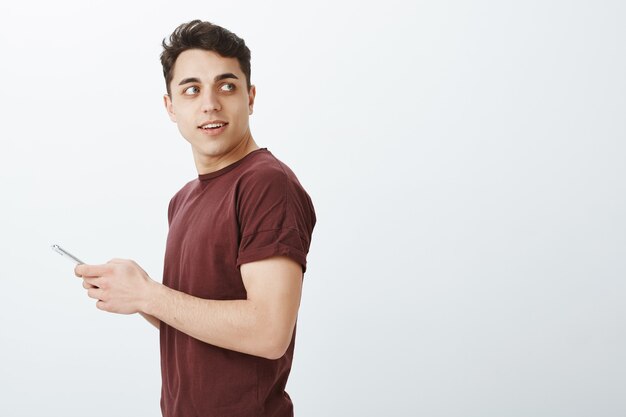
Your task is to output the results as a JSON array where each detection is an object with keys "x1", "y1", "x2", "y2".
[{"x1": 201, "y1": 89, "x2": 221, "y2": 113}]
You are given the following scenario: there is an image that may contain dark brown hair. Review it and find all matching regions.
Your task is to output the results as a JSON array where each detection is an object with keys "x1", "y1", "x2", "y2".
[{"x1": 160, "y1": 20, "x2": 252, "y2": 95}]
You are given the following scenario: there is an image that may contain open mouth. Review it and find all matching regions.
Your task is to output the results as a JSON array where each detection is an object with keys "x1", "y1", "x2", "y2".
[{"x1": 199, "y1": 122, "x2": 229, "y2": 130}]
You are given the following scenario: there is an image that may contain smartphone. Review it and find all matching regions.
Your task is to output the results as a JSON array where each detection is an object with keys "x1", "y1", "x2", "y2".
[{"x1": 51, "y1": 244, "x2": 85, "y2": 265}]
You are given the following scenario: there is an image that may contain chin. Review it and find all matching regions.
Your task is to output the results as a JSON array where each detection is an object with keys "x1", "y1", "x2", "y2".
[{"x1": 193, "y1": 141, "x2": 234, "y2": 158}]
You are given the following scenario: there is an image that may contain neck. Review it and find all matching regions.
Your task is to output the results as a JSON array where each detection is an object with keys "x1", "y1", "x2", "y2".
[{"x1": 193, "y1": 129, "x2": 259, "y2": 175}]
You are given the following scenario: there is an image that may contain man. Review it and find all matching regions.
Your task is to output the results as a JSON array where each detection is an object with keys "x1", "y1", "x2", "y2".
[{"x1": 75, "y1": 20, "x2": 316, "y2": 417}]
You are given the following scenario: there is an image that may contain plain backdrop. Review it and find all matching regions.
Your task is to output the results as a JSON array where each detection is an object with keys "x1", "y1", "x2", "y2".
[{"x1": 1, "y1": 1, "x2": 625, "y2": 416}]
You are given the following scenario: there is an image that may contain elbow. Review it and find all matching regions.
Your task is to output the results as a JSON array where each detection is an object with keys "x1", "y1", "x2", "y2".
[
  {"x1": 258, "y1": 327, "x2": 293, "y2": 360},
  {"x1": 263, "y1": 344, "x2": 289, "y2": 361}
]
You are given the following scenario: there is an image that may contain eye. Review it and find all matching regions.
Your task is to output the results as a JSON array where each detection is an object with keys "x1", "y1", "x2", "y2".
[
  {"x1": 183, "y1": 86, "x2": 200, "y2": 95},
  {"x1": 220, "y1": 83, "x2": 236, "y2": 92}
]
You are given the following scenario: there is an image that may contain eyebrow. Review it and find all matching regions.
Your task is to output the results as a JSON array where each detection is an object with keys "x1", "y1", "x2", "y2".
[{"x1": 177, "y1": 73, "x2": 239, "y2": 86}]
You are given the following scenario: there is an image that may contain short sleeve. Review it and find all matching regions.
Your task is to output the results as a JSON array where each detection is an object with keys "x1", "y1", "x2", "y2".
[{"x1": 236, "y1": 163, "x2": 315, "y2": 273}]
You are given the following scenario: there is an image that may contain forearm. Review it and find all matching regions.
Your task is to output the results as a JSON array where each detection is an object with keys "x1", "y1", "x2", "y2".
[
  {"x1": 76, "y1": 257, "x2": 296, "y2": 355},
  {"x1": 139, "y1": 312, "x2": 160, "y2": 329},
  {"x1": 143, "y1": 282, "x2": 280, "y2": 359}
]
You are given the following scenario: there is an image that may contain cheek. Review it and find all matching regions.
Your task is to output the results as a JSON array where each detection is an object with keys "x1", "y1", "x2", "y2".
[
  {"x1": 233, "y1": 102, "x2": 251, "y2": 123},
  {"x1": 177, "y1": 111, "x2": 197, "y2": 131},
  {"x1": 175, "y1": 113, "x2": 197, "y2": 137}
]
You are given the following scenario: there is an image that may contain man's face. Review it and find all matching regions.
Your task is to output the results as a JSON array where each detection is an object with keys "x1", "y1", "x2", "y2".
[{"x1": 164, "y1": 49, "x2": 255, "y2": 168}]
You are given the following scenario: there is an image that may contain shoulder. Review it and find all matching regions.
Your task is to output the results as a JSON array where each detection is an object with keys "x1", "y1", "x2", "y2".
[
  {"x1": 235, "y1": 150, "x2": 316, "y2": 270},
  {"x1": 168, "y1": 178, "x2": 198, "y2": 211},
  {"x1": 237, "y1": 150, "x2": 305, "y2": 193},
  {"x1": 236, "y1": 150, "x2": 316, "y2": 226},
  {"x1": 240, "y1": 150, "x2": 290, "y2": 182}
]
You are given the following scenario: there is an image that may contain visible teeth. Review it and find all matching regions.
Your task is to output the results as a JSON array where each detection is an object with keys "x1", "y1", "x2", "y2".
[{"x1": 202, "y1": 123, "x2": 225, "y2": 129}]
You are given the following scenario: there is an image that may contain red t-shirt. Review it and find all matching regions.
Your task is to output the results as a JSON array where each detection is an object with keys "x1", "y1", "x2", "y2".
[{"x1": 160, "y1": 148, "x2": 316, "y2": 417}]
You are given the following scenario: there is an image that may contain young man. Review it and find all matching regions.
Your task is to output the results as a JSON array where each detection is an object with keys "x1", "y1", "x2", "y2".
[{"x1": 75, "y1": 20, "x2": 316, "y2": 417}]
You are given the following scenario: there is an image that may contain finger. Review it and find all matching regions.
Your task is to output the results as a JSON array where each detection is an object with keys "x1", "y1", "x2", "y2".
[
  {"x1": 83, "y1": 277, "x2": 103, "y2": 289},
  {"x1": 82, "y1": 280, "x2": 97, "y2": 289},
  {"x1": 75, "y1": 266, "x2": 101, "y2": 278},
  {"x1": 87, "y1": 287, "x2": 103, "y2": 300},
  {"x1": 75, "y1": 264, "x2": 111, "y2": 277}
]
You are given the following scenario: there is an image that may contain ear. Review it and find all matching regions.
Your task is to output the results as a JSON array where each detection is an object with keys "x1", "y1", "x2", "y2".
[
  {"x1": 163, "y1": 94, "x2": 177, "y2": 122},
  {"x1": 248, "y1": 85, "x2": 256, "y2": 116}
]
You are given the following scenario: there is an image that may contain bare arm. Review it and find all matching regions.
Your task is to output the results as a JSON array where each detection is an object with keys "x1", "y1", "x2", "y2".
[
  {"x1": 76, "y1": 256, "x2": 303, "y2": 360},
  {"x1": 139, "y1": 312, "x2": 160, "y2": 329},
  {"x1": 144, "y1": 256, "x2": 303, "y2": 359}
]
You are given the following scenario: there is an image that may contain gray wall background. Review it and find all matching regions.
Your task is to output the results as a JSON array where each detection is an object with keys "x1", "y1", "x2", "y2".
[{"x1": 1, "y1": 0, "x2": 624, "y2": 416}]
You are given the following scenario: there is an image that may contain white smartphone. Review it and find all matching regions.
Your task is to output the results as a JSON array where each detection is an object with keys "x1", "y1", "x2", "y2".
[{"x1": 51, "y1": 244, "x2": 85, "y2": 265}]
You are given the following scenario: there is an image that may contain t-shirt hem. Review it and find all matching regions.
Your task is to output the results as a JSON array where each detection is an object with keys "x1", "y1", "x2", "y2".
[{"x1": 237, "y1": 243, "x2": 308, "y2": 273}]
